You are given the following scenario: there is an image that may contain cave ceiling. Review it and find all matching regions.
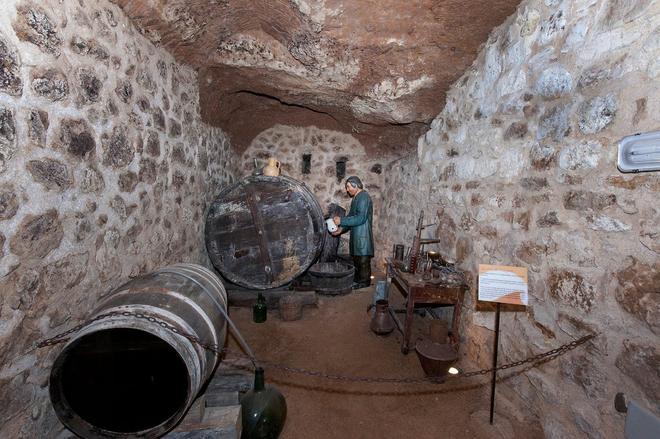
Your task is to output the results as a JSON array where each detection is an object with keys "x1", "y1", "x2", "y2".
[{"x1": 115, "y1": 0, "x2": 521, "y2": 156}]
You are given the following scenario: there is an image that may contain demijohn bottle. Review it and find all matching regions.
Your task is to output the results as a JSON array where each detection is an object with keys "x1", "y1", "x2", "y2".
[
  {"x1": 253, "y1": 293, "x2": 267, "y2": 323},
  {"x1": 240, "y1": 367, "x2": 287, "y2": 438}
]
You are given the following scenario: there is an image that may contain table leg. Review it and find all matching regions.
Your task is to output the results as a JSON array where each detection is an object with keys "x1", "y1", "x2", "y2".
[
  {"x1": 388, "y1": 307, "x2": 404, "y2": 335},
  {"x1": 402, "y1": 295, "x2": 415, "y2": 354}
]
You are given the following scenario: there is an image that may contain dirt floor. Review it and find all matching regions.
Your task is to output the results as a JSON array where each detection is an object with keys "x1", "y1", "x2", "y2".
[{"x1": 227, "y1": 283, "x2": 544, "y2": 439}]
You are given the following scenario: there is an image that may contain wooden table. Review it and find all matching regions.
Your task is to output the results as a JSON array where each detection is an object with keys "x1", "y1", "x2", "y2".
[{"x1": 387, "y1": 260, "x2": 465, "y2": 354}]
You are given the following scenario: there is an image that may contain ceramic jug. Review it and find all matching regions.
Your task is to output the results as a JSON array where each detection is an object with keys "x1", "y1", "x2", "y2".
[{"x1": 263, "y1": 158, "x2": 281, "y2": 176}]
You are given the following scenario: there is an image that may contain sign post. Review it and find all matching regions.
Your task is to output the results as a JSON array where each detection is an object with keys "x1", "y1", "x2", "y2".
[
  {"x1": 490, "y1": 302, "x2": 500, "y2": 424},
  {"x1": 478, "y1": 264, "x2": 528, "y2": 425}
]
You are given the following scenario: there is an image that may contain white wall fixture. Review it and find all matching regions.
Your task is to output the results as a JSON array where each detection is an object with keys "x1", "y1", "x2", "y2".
[{"x1": 618, "y1": 131, "x2": 660, "y2": 173}]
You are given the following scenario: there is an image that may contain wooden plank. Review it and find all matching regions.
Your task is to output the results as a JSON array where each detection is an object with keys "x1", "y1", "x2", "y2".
[
  {"x1": 205, "y1": 391, "x2": 239, "y2": 408},
  {"x1": 209, "y1": 218, "x2": 311, "y2": 250},
  {"x1": 184, "y1": 396, "x2": 206, "y2": 424},
  {"x1": 245, "y1": 188, "x2": 275, "y2": 285},
  {"x1": 206, "y1": 374, "x2": 253, "y2": 393},
  {"x1": 165, "y1": 361, "x2": 252, "y2": 437},
  {"x1": 217, "y1": 356, "x2": 255, "y2": 371},
  {"x1": 198, "y1": 358, "x2": 255, "y2": 398},
  {"x1": 209, "y1": 207, "x2": 314, "y2": 242},
  {"x1": 227, "y1": 289, "x2": 317, "y2": 309},
  {"x1": 165, "y1": 405, "x2": 241, "y2": 439}
]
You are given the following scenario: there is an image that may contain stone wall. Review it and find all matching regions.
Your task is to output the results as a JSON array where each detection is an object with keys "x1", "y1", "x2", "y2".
[
  {"x1": 379, "y1": 0, "x2": 659, "y2": 437},
  {"x1": 0, "y1": 0, "x2": 234, "y2": 436},
  {"x1": 241, "y1": 124, "x2": 385, "y2": 256}
]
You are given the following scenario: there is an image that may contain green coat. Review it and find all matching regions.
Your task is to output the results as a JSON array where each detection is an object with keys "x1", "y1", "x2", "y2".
[{"x1": 339, "y1": 190, "x2": 374, "y2": 256}]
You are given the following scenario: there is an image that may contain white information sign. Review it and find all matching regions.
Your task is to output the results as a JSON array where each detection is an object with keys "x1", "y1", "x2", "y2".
[{"x1": 478, "y1": 264, "x2": 528, "y2": 306}]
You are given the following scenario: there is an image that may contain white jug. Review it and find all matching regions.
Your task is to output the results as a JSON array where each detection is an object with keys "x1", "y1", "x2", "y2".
[{"x1": 326, "y1": 218, "x2": 338, "y2": 233}]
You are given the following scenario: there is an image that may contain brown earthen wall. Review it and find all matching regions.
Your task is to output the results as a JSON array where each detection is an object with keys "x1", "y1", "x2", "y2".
[
  {"x1": 379, "y1": 0, "x2": 659, "y2": 436},
  {"x1": 0, "y1": 1, "x2": 235, "y2": 435}
]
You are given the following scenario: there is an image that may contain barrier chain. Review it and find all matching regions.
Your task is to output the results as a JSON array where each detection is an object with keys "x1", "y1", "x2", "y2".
[{"x1": 35, "y1": 311, "x2": 598, "y2": 384}]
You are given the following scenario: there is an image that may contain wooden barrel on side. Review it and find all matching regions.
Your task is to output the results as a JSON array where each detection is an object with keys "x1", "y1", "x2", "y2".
[
  {"x1": 49, "y1": 264, "x2": 228, "y2": 438},
  {"x1": 205, "y1": 175, "x2": 324, "y2": 289}
]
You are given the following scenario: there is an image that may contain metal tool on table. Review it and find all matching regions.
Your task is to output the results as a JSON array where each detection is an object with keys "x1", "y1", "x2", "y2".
[
  {"x1": 408, "y1": 211, "x2": 424, "y2": 274},
  {"x1": 421, "y1": 250, "x2": 439, "y2": 279}
]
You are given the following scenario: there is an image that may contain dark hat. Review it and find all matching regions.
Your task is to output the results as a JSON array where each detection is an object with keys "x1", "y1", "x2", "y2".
[{"x1": 345, "y1": 176, "x2": 363, "y2": 189}]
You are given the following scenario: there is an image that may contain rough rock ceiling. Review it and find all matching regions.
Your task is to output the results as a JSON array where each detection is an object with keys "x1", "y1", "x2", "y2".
[{"x1": 115, "y1": 0, "x2": 521, "y2": 156}]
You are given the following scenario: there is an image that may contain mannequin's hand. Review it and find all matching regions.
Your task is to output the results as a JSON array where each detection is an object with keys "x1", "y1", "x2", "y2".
[{"x1": 333, "y1": 216, "x2": 341, "y2": 225}]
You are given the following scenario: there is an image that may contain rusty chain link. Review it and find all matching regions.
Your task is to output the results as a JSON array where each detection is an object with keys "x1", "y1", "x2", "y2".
[
  {"x1": 35, "y1": 311, "x2": 598, "y2": 384},
  {"x1": 254, "y1": 332, "x2": 597, "y2": 383},
  {"x1": 36, "y1": 310, "x2": 232, "y2": 356}
]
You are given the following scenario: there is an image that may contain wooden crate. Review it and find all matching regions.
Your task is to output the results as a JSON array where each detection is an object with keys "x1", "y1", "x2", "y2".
[{"x1": 165, "y1": 358, "x2": 254, "y2": 438}]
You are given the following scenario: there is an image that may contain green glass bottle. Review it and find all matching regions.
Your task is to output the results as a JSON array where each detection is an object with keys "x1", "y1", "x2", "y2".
[
  {"x1": 253, "y1": 293, "x2": 267, "y2": 323},
  {"x1": 240, "y1": 367, "x2": 287, "y2": 439}
]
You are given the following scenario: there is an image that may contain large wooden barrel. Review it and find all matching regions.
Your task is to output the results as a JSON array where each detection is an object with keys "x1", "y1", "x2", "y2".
[
  {"x1": 49, "y1": 264, "x2": 228, "y2": 438},
  {"x1": 205, "y1": 175, "x2": 324, "y2": 289}
]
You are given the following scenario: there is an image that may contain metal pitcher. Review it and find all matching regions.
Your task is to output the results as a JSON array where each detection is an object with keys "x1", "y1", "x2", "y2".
[{"x1": 370, "y1": 299, "x2": 395, "y2": 335}]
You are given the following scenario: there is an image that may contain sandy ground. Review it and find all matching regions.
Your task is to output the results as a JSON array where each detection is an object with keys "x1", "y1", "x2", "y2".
[{"x1": 226, "y1": 283, "x2": 544, "y2": 439}]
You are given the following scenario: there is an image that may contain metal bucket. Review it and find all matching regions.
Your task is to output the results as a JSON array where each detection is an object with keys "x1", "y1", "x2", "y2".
[{"x1": 48, "y1": 263, "x2": 228, "y2": 438}]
